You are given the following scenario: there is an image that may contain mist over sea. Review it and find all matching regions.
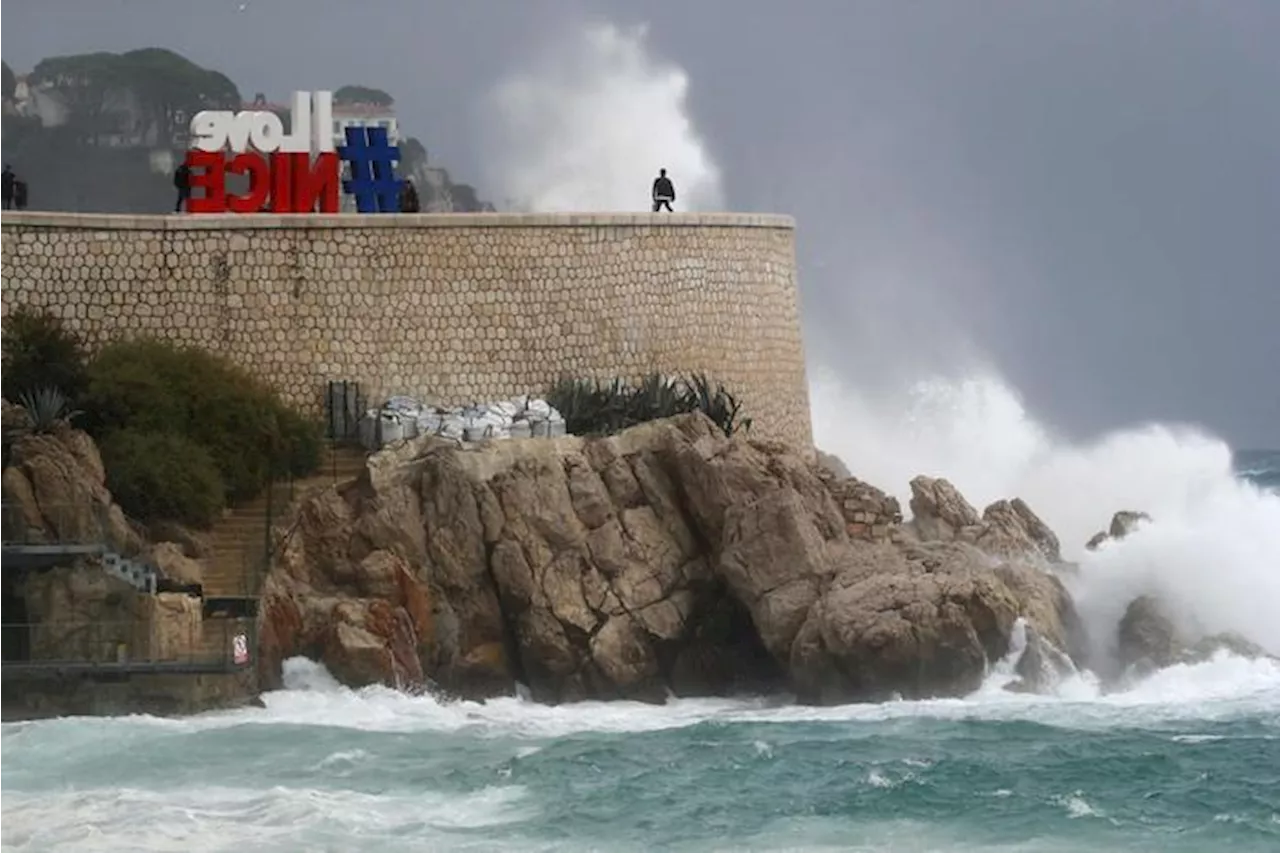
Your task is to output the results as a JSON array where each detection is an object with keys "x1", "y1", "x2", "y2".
[{"x1": 5, "y1": 21, "x2": 1279, "y2": 853}]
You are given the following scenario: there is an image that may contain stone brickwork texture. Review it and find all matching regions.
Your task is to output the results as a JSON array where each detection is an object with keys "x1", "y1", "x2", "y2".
[{"x1": 1, "y1": 212, "x2": 813, "y2": 448}]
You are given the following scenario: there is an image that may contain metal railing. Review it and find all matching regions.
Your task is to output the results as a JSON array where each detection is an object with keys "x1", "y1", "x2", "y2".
[
  {"x1": 325, "y1": 380, "x2": 366, "y2": 446},
  {"x1": 1, "y1": 616, "x2": 256, "y2": 675}
]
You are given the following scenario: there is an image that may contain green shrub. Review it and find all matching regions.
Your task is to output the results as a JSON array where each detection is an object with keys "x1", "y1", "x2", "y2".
[
  {"x1": 101, "y1": 429, "x2": 225, "y2": 527},
  {"x1": 84, "y1": 338, "x2": 321, "y2": 502},
  {"x1": 276, "y1": 408, "x2": 323, "y2": 477},
  {"x1": 547, "y1": 372, "x2": 753, "y2": 438},
  {"x1": 1, "y1": 306, "x2": 89, "y2": 402}
]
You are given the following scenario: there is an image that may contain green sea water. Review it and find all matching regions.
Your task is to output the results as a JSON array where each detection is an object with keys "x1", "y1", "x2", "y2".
[{"x1": 3, "y1": 655, "x2": 1279, "y2": 852}]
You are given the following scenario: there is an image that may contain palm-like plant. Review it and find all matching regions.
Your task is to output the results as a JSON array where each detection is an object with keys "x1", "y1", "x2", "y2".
[{"x1": 16, "y1": 385, "x2": 82, "y2": 433}]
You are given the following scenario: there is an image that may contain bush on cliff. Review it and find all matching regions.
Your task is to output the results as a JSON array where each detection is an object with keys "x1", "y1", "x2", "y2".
[
  {"x1": 1, "y1": 306, "x2": 89, "y2": 403},
  {"x1": 83, "y1": 338, "x2": 323, "y2": 503},
  {"x1": 101, "y1": 429, "x2": 225, "y2": 527},
  {"x1": 548, "y1": 372, "x2": 753, "y2": 438}
]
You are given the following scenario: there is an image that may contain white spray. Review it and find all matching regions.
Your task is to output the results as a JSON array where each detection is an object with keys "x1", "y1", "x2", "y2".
[
  {"x1": 478, "y1": 22, "x2": 724, "y2": 213},
  {"x1": 810, "y1": 367, "x2": 1280, "y2": 661}
]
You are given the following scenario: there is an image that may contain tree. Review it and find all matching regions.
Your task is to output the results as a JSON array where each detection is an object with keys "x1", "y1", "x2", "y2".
[
  {"x1": 28, "y1": 49, "x2": 241, "y2": 148},
  {"x1": 29, "y1": 52, "x2": 126, "y2": 145},
  {"x1": 119, "y1": 48, "x2": 240, "y2": 145},
  {"x1": 333, "y1": 84, "x2": 394, "y2": 107}
]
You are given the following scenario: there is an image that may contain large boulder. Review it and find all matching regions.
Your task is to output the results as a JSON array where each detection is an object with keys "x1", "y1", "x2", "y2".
[
  {"x1": 788, "y1": 539, "x2": 1082, "y2": 703},
  {"x1": 2, "y1": 422, "x2": 140, "y2": 555},
  {"x1": 1116, "y1": 594, "x2": 1274, "y2": 676},
  {"x1": 260, "y1": 412, "x2": 1089, "y2": 704}
]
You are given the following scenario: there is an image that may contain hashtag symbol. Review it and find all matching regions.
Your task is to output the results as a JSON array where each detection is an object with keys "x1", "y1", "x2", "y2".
[{"x1": 338, "y1": 126, "x2": 404, "y2": 213}]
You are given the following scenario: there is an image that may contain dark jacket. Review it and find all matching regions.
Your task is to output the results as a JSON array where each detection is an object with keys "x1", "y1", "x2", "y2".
[
  {"x1": 401, "y1": 183, "x2": 420, "y2": 213},
  {"x1": 1, "y1": 169, "x2": 13, "y2": 200},
  {"x1": 174, "y1": 164, "x2": 191, "y2": 190},
  {"x1": 652, "y1": 176, "x2": 675, "y2": 201}
]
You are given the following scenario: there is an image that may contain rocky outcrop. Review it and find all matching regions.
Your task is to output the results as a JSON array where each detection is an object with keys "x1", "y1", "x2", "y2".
[
  {"x1": 3, "y1": 421, "x2": 141, "y2": 555},
  {"x1": 1, "y1": 412, "x2": 208, "y2": 588},
  {"x1": 1116, "y1": 594, "x2": 1274, "y2": 676},
  {"x1": 1086, "y1": 510, "x2": 1151, "y2": 550},
  {"x1": 907, "y1": 477, "x2": 1060, "y2": 564},
  {"x1": 261, "y1": 412, "x2": 1086, "y2": 705}
]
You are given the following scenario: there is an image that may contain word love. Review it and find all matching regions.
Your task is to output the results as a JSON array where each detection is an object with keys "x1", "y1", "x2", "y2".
[{"x1": 185, "y1": 90, "x2": 340, "y2": 214}]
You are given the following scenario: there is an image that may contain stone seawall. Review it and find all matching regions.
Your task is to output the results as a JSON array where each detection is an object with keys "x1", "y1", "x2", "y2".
[{"x1": 0, "y1": 212, "x2": 812, "y2": 448}]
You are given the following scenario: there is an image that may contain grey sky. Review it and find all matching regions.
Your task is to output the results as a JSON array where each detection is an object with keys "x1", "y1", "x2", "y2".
[{"x1": 4, "y1": 0, "x2": 1277, "y2": 447}]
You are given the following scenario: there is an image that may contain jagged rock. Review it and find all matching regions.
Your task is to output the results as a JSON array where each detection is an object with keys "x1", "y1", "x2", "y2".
[
  {"x1": 261, "y1": 413, "x2": 1091, "y2": 704},
  {"x1": 908, "y1": 476, "x2": 981, "y2": 542},
  {"x1": 1086, "y1": 510, "x2": 1152, "y2": 551},
  {"x1": 977, "y1": 498, "x2": 1061, "y2": 564},
  {"x1": 2, "y1": 424, "x2": 140, "y2": 555},
  {"x1": 1111, "y1": 511, "x2": 1150, "y2": 539},
  {"x1": 1117, "y1": 594, "x2": 1180, "y2": 671},
  {"x1": 149, "y1": 541, "x2": 203, "y2": 586},
  {"x1": 321, "y1": 598, "x2": 424, "y2": 689},
  {"x1": 1116, "y1": 594, "x2": 1274, "y2": 677},
  {"x1": 908, "y1": 477, "x2": 1061, "y2": 566},
  {"x1": 788, "y1": 540, "x2": 1082, "y2": 703}
]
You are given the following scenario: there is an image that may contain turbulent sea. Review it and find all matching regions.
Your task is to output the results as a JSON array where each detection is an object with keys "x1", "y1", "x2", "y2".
[{"x1": 3, "y1": 444, "x2": 1279, "y2": 852}]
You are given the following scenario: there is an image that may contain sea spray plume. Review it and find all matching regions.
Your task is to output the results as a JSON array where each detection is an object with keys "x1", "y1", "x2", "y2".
[
  {"x1": 810, "y1": 367, "x2": 1280, "y2": 664},
  {"x1": 478, "y1": 21, "x2": 724, "y2": 212}
]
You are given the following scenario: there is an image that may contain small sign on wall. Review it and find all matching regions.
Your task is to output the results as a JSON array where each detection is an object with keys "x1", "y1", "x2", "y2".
[{"x1": 233, "y1": 633, "x2": 250, "y2": 665}]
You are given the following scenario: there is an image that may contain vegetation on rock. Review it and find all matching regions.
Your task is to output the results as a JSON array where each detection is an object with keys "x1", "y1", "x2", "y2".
[
  {"x1": 100, "y1": 428, "x2": 225, "y2": 528},
  {"x1": 547, "y1": 372, "x2": 753, "y2": 438},
  {"x1": 1, "y1": 308, "x2": 321, "y2": 526},
  {"x1": 83, "y1": 337, "x2": 322, "y2": 504}
]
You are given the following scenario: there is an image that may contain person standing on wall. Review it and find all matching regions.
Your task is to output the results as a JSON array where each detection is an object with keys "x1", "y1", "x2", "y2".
[
  {"x1": 400, "y1": 178, "x2": 421, "y2": 213},
  {"x1": 2, "y1": 164, "x2": 14, "y2": 210},
  {"x1": 12, "y1": 177, "x2": 28, "y2": 211},
  {"x1": 173, "y1": 161, "x2": 192, "y2": 213},
  {"x1": 652, "y1": 168, "x2": 675, "y2": 212}
]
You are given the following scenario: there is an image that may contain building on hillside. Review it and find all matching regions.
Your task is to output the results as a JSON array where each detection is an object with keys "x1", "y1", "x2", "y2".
[
  {"x1": 331, "y1": 101, "x2": 399, "y2": 149},
  {"x1": 11, "y1": 75, "x2": 70, "y2": 128}
]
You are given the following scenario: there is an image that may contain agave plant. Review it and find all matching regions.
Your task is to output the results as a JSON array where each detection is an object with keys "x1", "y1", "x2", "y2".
[
  {"x1": 548, "y1": 372, "x2": 752, "y2": 437},
  {"x1": 16, "y1": 385, "x2": 82, "y2": 434},
  {"x1": 683, "y1": 373, "x2": 753, "y2": 437}
]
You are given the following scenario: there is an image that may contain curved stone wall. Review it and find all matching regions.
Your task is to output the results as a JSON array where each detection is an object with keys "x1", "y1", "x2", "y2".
[{"x1": 0, "y1": 212, "x2": 812, "y2": 448}]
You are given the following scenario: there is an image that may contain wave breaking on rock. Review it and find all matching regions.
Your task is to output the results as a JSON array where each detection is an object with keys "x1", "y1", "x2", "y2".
[{"x1": 256, "y1": 411, "x2": 1230, "y2": 706}]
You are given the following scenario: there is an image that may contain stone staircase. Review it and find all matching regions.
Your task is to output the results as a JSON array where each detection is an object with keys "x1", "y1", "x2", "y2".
[{"x1": 202, "y1": 446, "x2": 369, "y2": 600}]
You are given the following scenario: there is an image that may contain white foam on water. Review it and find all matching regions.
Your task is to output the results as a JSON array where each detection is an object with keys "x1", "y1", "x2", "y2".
[{"x1": 0, "y1": 784, "x2": 533, "y2": 852}]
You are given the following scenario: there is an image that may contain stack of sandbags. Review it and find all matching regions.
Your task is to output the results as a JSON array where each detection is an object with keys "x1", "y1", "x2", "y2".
[{"x1": 358, "y1": 395, "x2": 566, "y2": 450}]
